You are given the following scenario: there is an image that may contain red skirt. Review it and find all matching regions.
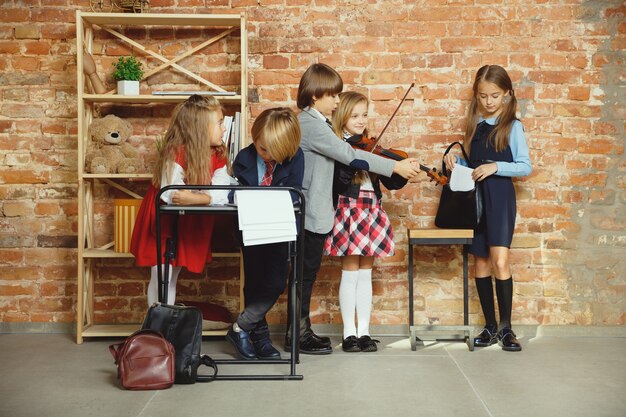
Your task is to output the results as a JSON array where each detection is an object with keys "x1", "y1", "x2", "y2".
[
  {"x1": 324, "y1": 190, "x2": 394, "y2": 257},
  {"x1": 130, "y1": 185, "x2": 215, "y2": 273}
]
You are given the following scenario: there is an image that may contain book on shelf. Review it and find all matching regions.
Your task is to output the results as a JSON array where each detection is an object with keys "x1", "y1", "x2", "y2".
[
  {"x1": 222, "y1": 115, "x2": 233, "y2": 145},
  {"x1": 152, "y1": 91, "x2": 237, "y2": 96},
  {"x1": 228, "y1": 111, "x2": 241, "y2": 165}
]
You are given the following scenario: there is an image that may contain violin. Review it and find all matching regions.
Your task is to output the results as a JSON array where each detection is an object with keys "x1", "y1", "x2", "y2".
[
  {"x1": 346, "y1": 133, "x2": 407, "y2": 161},
  {"x1": 418, "y1": 164, "x2": 448, "y2": 186},
  {"x1": 347, "y1": 82, "x2": 415, "y2": 158},
  {"x1": 344, "y1": 83, "x2": 449, "y2": 186},
  {"x1": 346, "y1": 134, "x2": 448, "y2": 186}
]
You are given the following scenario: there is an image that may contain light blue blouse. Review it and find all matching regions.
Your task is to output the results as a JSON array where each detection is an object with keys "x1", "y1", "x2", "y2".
[{"x1": 457, "y1": 116, "x2": 532, "y2": 177}]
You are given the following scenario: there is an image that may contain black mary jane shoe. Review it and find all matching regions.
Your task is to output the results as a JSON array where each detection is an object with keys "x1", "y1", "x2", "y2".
[
  {"x1": 357, "y1": 335, "x2": 380, "y2": 352},
  {"x1": 342, "y1": 335, "x2": 361, "y2": 352},
  {"x1": 498, "y1": 328, "x2": 522, "y2": 352},
  {"x1": 473, "y1": 324, "x2": 498, "y2": 347}
]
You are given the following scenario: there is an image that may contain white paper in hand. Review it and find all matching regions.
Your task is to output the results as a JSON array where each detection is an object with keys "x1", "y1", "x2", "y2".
[{"x1": 450, "y1": 164, "x2": 475, "y2": 192}]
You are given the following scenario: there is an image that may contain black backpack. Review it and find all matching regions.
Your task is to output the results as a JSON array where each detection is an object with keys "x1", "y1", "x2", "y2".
[{"x1": 142, "y1": 303, "x2": 217, "y2": 383}]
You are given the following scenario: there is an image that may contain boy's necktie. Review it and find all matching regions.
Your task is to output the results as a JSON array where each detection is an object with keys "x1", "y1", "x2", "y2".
[
  {"x1": 260, "y1": 160, "x2": 276, "y2": 186},
  {"x1": 325, "y1": 118, "x2": 333, "y2": 130}
]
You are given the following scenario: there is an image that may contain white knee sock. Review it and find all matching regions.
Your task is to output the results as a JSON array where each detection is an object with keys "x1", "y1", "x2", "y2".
[
  {"x1": 339, "y1": 270, "x2": 359, "y2": 339},
  {"x1": 356, "y1": 268, "x2": 373, "y2": 337},
  {"x1": 147, "y1": 265, "x2": 182, "y2": 306}
]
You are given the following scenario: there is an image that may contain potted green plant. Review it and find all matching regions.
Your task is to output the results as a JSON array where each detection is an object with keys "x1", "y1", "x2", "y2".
[{"x1": 113, "y1": 56, "x2": 144, "y2": 95}]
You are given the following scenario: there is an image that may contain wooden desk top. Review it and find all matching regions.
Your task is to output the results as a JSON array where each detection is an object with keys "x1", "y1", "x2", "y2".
[{"x1": 408, "y1": 229, "x2": 474, "y2": 239}]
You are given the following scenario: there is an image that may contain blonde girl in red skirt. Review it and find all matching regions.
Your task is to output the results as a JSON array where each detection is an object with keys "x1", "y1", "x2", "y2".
[
  {"x1": 130, "y1": 95, "x2": 230, "y2": 306},
  {"x1": 324, "y1": 92, "x2": 408, "y2": 352}
]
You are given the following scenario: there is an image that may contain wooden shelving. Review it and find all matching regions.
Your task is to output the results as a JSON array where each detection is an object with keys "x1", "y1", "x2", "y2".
[{"x1": 75, "y1": 11, "x2": 248, "y2": 343}]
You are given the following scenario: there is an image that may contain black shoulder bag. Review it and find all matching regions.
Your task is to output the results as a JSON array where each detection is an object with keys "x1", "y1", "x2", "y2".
[
  {"x1": 142, "y1": 303, "x2": 218, "y2": 384},
  {"x1": 434, "y1": 142, "x2": 484, "y2": 229}
]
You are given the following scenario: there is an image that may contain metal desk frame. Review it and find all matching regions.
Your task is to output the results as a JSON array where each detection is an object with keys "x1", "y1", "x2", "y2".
[
  {"x1": 407, "y1": 229, "x2": 475, "y2": 351},
  {"x1": 155, "y1": 185, "x2": 304, "y2": 380}
]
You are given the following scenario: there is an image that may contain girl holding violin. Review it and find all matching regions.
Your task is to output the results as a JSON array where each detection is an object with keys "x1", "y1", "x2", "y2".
[
  {"x1": 291, "y1": 63, "x2": 421, "y2": 355},
  {"x1": 324, "y1": 91, "x2": 409, "y2": 353}
]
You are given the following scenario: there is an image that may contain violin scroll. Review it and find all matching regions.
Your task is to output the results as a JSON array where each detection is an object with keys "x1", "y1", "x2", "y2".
[{"x1": 418, "y1": 164, "x2": 448, "y2": 186}]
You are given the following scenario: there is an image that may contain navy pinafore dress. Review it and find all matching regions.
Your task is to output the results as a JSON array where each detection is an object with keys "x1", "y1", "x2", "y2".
[{"x1": 469, "y1": 120, "x2": 516, "y2": 258}]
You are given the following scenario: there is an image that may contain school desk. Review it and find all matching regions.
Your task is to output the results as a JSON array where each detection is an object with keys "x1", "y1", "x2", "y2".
[{"x1": 155, "y1": 185, "x2": 305, "y2": 380}]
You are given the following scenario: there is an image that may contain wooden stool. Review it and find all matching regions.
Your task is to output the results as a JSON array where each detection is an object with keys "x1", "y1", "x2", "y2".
[{"x1": 407, "y1": 229, "x2": 475, "y2": 351}]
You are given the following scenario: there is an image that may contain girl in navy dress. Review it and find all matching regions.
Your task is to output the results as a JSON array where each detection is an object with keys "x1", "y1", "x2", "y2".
[
  {"x1": 324, "y1": 92, "x2": 407, "y2": 352},
  {"x1": 444, "y1": 65, "x2": 531, "y2": 352}
]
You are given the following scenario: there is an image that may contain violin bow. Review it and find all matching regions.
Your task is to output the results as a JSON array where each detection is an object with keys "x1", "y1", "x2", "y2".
[{"x1": 369, "y1": 82, "x2": 415, "y2": 152}]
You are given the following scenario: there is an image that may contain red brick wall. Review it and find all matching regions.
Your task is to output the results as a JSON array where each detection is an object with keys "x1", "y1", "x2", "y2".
[{"x1": 1, "y1": 1, "x2": 624, "y2": 327}]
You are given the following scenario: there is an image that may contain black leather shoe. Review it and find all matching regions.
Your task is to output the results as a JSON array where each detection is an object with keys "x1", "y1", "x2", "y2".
[
  {"x1": 498, "y1": 328, "x2": 522, "y2": 352},
  {"x1": 342, "y1": 336, "x2": 361, "y2": 352},
  {"x1": 226, "y1": 327, "x2": 257, "y2": 359},
  {"x1": 252, "y1": 336, "x2": 281, "y2": 359},
  {"x1": 357, "y1": 335, "x2": 380, "y2": 352},
  {"x1": 307, "y1": 331, "x2": 331, "y2": 346},
  {"x1": 284, "y1": 331, "x2": 331, "y2": 350},
  {"x1": 473, "y1": 324, "x2": 498, "y2": 347},
  {"x1": 299, "y1": 333, "x2": 333, "y2": 354},
  {"x1": 285, "y1": 333, "x2": 333, "y2": 354}
]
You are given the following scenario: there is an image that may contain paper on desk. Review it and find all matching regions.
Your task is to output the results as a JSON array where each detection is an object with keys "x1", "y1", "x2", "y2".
[
  {"x1": 235, "y1": 190, "x2": 296, "y2": 226},
  {"x1": 243, "y1": 230, "x2": 296, "y2": 246},
  {"x1": 235, "y1": 190, "x2": 297, "y2": 246},
  {"x1": 449, "y1": 164, "x2": 476, "y2": 192}
]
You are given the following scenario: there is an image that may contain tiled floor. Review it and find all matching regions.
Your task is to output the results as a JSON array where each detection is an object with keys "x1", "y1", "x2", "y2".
[{"x1": 1, "y1": 331, "x2": 625, "y2": 417}]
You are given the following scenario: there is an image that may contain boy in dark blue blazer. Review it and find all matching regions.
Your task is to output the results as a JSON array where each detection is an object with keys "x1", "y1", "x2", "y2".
[{"x1": 226, "y1": 108, "x2": 304, "y2": 360}]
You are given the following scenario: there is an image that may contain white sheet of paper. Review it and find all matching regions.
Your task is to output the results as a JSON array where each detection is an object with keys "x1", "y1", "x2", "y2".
[
  {"x1": 243, "y1": 233, "x2": 297, "y2": 246},
  {"x1": 236, "y1": 190, "x2": 296, "y2": 227},
  {"x1": 235, "y1": 190, "x2": 297, "y2": 246},
  {"x1": 450, "y1": 164, "x2": 476, "y2": 192}
]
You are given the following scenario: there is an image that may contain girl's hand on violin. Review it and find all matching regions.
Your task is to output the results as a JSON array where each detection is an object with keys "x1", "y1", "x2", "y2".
[
  {"x1": 393, "y1": 158, "x2": 420, "y2": 180},
  {"x1": 443, "y1": 154, "x2": 457, "y2": 171},
  {"x1": 472, "y1": 163, "x2": 497, "y2": 182}
]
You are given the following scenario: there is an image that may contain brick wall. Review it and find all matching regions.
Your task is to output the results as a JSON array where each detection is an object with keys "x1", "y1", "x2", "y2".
[{"x1": 1, "y1": 1, "x2": 624, "y2": 328}]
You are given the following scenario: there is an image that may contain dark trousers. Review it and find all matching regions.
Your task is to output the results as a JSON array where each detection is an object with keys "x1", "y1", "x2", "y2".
[
  {"x1": 236, "y1": 242, "x2": 290, "y2": 335},
  {"x1": 298, "y1": 230, "x2": 327, "y2": 335}
]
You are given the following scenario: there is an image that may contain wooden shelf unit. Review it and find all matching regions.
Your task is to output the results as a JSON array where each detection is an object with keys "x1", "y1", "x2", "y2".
[{"x1": 75, "y1": 11, "x2": 248, "y2": 343}]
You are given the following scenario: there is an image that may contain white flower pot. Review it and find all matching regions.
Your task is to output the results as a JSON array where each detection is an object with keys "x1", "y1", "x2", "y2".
[{"x1": 117, "y1": 80, "x2": 139, "y2": 95}]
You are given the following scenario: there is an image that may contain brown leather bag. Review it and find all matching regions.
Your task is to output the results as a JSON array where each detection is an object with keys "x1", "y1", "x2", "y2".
[{"x1": 109, "y1": 329, "x2": 175, "y2": 390}]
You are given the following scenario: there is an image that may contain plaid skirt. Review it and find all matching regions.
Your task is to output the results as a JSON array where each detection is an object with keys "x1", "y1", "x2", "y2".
[{"x1": 324, "y1": 190, "x2": 394, "y2": 257}]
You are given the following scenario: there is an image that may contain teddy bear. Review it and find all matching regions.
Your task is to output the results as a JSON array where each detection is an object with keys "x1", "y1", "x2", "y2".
[{"x1": 86, "y1": 114, "x2": 143, "y2": 174}]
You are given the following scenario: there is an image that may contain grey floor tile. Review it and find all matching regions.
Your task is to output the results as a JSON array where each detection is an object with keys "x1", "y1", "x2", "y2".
[
  {"x1": 1, "y1": 333, "x2": 624, "y2": 417},
  {"x1": 445, "y1": 336, "x2": 626, "y2": 417}
]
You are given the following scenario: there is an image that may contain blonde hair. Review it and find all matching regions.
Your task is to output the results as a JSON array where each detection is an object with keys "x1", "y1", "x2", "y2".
[
  {"x1": 297, "y1": 63, "x2": 343, "y2": 110},
  {"x1": 332, "y1": 91, "x2": 369, "y2": 185},
  {"x1": 251, "y1": 107, "x2": 301, "y2": 163},
  {"x1": 153, "y1": 94, "x2": 225, "y2": 186},
  {"x1": 464, "y1": 65, "x2": 518, "y2": 154}
]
